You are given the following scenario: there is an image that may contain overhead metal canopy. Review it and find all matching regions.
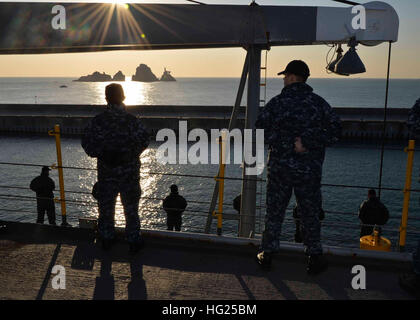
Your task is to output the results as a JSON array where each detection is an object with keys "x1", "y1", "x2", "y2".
[{"x1": 0, "y1": 1, "x2": 398, "y2": 54}]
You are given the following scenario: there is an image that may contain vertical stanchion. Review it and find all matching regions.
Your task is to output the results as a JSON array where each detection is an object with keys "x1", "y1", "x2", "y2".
[
  {"x1": 48, "y1": 124, "x2": 69, "y2": 226},
  {"x1": 399, "y1": 139, "x2": 415, "y2": 251},
  {"x1": 204, "y1": 50, "x2": 249, "y2": 234},
  {"x1": 213, "y1": 133, "x2": 227, "y2": 236},
  {"x1": 239, "y1": 45, "x2": 261, "y2": 238}
]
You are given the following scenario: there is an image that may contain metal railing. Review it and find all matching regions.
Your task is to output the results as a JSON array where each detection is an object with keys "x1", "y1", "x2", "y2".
[{"x1": 0, "y1": 125, "x2": 419, "y2": 252}]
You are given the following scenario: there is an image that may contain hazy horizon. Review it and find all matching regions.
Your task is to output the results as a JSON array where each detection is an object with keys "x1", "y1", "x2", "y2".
[{"x1": 1, "y1": 75, "x2": 419, "y2": 80}]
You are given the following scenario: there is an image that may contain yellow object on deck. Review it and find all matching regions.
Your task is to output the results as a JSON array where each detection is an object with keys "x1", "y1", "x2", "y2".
[
  {"x1": 48, "y1": 124, "x2": 68, "y2": 226},
  {"x1": 360, "y1": 230, "x2": 391, "y2": 252},
  {"x1": 399, "y1": 139, "x2": 415, "y2": 251},
  {"x1": 213, "y1": 132, "x2": 227, "y2": 236}
]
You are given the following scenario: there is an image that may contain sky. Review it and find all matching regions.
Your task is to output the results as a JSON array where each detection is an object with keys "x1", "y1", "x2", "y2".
[{"x1": 0, "y1": 0, "x2": 419, "y2": 78}]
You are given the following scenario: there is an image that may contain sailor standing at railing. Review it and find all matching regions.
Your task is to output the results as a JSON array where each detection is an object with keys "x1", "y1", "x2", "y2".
[
  {"x1": 30, "y1": 166, "x2": 56, "y2": 225},
  {"x1": 81, "y1": 83, "x2": 151, "y2": 253},
  {"x1": 255, "y1": 60, "x2": 341, "y2": 275}
]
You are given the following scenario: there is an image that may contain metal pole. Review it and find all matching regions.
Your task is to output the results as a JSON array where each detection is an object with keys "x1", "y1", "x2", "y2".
[
  {"x1": 48, "y1": 124, "x2": 69, "y2": 226},
  {"x1": 238, "y1": 45, "x2": 261, "y2": 238},
  {"x1": 399, "y1": 139, "x2": 415, "y2": 252},
  {"x1": 214, "y1": 133, "x2": 227, "y2": 235},
  {"x1": 378, "y1": 41, "x2": 392, "y2": 199},
  {"x1": 204, "y1": 51, "x2": 249, "y2": 233}
]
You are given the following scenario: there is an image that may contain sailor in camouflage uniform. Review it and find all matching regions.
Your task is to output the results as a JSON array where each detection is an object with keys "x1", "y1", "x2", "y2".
[
  {"x1": 255, "y1": 60, "x2": 341, "y2": 274},
  {"x1": 82, "y1": 83, "x2": 150, "y2": 253},
  {"x1": 399, "y1": 98, "x2": 420, "y2": 296}
]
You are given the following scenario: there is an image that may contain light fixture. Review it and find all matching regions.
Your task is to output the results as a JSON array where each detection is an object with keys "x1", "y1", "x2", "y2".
[
  {"x1": 334, "y1": 38, "x2": 366, "y2": 75},
  {"x1": 327, "y1": 44, "x2": 349, "y2": 76}
]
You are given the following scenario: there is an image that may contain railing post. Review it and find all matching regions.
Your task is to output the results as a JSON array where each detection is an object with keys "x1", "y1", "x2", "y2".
[
  {"x1": 399, "y1": 139, "x2": 415, "y2": 251},
  {"x1": 48, "y1": 124, "x2": 69, "y2": 226},
  {"x1": 213, "y1": 133, "x2": 227, "y2": 235},
  {"x1": 204, "y1": 51, "x2": 249, "y2": 234}
]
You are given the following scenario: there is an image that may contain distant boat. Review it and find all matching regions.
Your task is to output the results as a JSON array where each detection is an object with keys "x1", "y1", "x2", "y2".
[
  {"x1": 160, "y1": 68, "x2": 176, "y2": 81},
  {"x1": 59, "y1": 85, "x2": 68, "y2": 88}
]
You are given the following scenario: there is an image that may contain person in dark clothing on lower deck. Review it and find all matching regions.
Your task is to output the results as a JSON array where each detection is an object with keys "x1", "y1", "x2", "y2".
[
  {"x1": 358, "y1": 189, "x2": 389, "y2": 237},
  {"x1": 30, "y1": 166, "x2": 56, "y2": 225},
  {"x1": 163, "y1": 185, "x2": 187, "y2": 231}
]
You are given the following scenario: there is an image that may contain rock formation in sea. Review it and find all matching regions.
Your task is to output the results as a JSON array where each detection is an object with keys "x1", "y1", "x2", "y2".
[
  {"x1": 74, "y1": 71, "x2": 112, "y2": 82},
  {"x1": 112, "y1": 71, "x2": 126, "y2": 81},
  {"x1": 132, "y1": 64, "x2": 158, "y2": 82},
  {"x1": 160, "y1": 68, "x2": 176, "y2": 81}
]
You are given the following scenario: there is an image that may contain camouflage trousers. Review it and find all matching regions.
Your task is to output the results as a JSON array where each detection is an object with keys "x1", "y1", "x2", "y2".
[
  {"x1": 261, "y1": 167, "x2": 323, "y2": 256},
  {"x1": 96, "y1": 178, "x2": 142, "y2": 243}
]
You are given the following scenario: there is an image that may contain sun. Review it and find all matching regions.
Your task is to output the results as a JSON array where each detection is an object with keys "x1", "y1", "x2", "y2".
[{"x1": 116, "y1": 3, "x2": 130, "y2": 10}]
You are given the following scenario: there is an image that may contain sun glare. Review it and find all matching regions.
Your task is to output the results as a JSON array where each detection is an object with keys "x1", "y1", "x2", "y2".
[{"x1": 118, "y1": 3, "x2": 130, "y2": 10}]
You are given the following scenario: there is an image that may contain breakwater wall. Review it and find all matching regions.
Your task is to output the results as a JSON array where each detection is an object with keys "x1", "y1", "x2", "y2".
[{"x1": 0, "y1": 104, "x2": 411, "y2": 141}]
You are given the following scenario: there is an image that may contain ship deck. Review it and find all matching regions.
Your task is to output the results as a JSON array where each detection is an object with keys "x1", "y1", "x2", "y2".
[{"x1": 0, "y1": 221, "x2": 415, "y2": 300}]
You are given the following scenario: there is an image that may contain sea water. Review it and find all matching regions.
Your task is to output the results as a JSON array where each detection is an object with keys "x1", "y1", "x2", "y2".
[{"x1": 0, "y1": 77, "x2": 419, "y2": 251}]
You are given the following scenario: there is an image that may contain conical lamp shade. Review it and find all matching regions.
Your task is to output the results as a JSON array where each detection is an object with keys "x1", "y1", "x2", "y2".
[
  {"x1": 335, "y1": 47, "x2": 366, "y2": 75},
  {"x1": 328, "y1": 56, "x2": 350, "y2": 76}
]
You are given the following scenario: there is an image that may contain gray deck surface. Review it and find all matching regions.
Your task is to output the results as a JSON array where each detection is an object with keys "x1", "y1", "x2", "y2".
[{"x1": 0, "y1": 221, "x2": 415, "y2": 300}]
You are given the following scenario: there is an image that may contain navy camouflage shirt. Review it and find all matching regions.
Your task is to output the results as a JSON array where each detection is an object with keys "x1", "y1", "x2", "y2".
[
  {"x1": 256, "y1": 82, "x2": 341, "y2": 173},
  {"x1": 81, "y1": 104, "x2": 151, "y2": 181}
]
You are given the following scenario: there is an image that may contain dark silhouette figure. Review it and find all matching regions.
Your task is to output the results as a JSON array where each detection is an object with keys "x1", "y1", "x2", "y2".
[
  {"x1": 163, "y1": 185, "x2": 187, "y2": 231},
  {"x1": 93, "y1": 257, "x2": 114, "y2": 300},
  {"x1": 293, "y1": 203, "x2": 325, "y2": 243},
  {"x1": 255, "y1": 60, "x2": 341, "y2": 274},
  {"x1": 81, "y1": 83, "x2": 150, "y2": 253},
  {"x1": 30, "y1": 166, "x2": 56, "y2": 225},
  {"x1": 358, "y1": 189, "x2": 389, "y2": 237}
]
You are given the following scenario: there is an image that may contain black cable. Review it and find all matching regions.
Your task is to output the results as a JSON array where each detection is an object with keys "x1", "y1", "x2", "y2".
[
  {"x1": 185, "y1": 0, "x2": 206, "y2": 4},
  {"x1": 332, "y1": 0, "x2": 360, "y2": 5},
  {"x1": 378, "y1": 42, "x2": 393, "y2": 199},
  {"x1": 0, "y1": 162, "x2": 266, "y2": 182}
]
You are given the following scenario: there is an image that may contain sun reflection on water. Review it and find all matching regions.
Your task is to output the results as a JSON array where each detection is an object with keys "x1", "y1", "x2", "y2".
[
  {"x1": 93, "y1": 77, "x2": 150, "y2": 105},
  {"x1": 77, "y1": 147, "x2": 164, "y2": 229}
]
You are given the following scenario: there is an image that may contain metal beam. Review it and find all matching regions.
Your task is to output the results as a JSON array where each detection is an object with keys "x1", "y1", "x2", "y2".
[
  {"x1": 238, "y1": 45, "x2": 261, "y2": 238},
  {"x1": 0, "y1": 2, "x2": 399, "y2": 54},
  {"x1": 204, "y1": 50, "x2": 249, "y2": 234}
]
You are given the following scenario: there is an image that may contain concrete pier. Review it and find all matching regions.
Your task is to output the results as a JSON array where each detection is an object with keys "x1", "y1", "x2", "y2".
[{"x1": 0, "y1": 104, "x2": 411, "y2": 141}]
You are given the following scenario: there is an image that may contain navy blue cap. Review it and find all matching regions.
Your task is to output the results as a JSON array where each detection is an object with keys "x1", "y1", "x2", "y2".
[{"x1": 278, "y1": 60, "x2": 310, "y2": 78}]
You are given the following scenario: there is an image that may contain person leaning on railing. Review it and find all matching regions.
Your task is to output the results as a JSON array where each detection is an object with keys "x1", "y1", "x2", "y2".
[
  {"x1": 162, "y1": 184, "x2": 187, "y2": 231},
  {"x1": 81, "y1": 83, "x2": 151, "y2": 254},
  {"x1": 358, "y1": 189, "x2": 389, "y2": 238},
  {"x1": 255, "y1": 60, "x2": 341, "y2": 275},
  {"x1": 29, "y1": 166, "x2": 56, "y2": 225}
]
